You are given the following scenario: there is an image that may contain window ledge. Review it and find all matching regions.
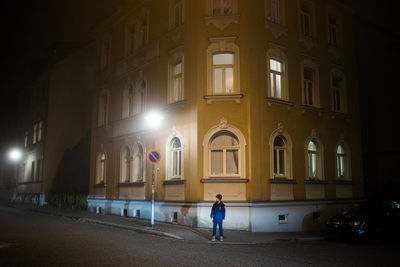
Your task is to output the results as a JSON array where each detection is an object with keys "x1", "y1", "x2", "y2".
[
  {"x1": 265, "y1": 20, "x2": 287, "y2": 38},
  {"x1": 204, "y1": 94, "x2": 243, "y2": 104},
  {"x1": 266, "y1": 97, "x2": 294, "y2": 109},
  {"x1": 299, "y1": 34, "x2": 318, "y2": 49},
  {"x1": 269, "y1": 178, "x2": 297, "y2": 184},
  {"x1": 201, "y1": 178, "x2": 249, "y2": 183},
  {"x1": 305, "y1": 179, "x2": 328, "y2": 184},
  {"x1": 166, "y1": 100, "x2": 185, "y2": 110},
  {"x1": 336, "y1": 179, "x2": 352, "y2": 185},
  {"x1": 204, "y1": 14, "x2": 240, "y2": 30},
  {"x1": 163, "y1": 179, "x2": 185, "y2": 185},
  {"x1": 118, "y1": 181, "x2": 145, "y2": 187},
  {"x1": 94, "y1": 182, "x2": 105, "y2": 188},
  {"x1": 17, "y1": 181, "x2": 44, "y2": 185},
  {"x1": 300, "y1": 105, "x2": 324, "y2": 116}
]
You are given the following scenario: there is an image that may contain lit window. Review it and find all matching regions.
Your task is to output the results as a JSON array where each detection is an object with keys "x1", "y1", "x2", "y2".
[
  {"x1": 212, "y1": 53, "x2": 234, "y2": 94},
  {"x1": 213, "y1": 0, "x2": 232, "y2": 15},
  {"x1": 336, "y1": 145, "x2": 345, "y2": 178},
  {"x1": 209, "y1": 131, "x2": 239, "y2": 177},
  {"x1": 307, "y1": 141, "x2": 317, "y2": 178},
  {"x1": 273, "y1": 135, "x2": 286, "y2": 177},
  {"x1": 266, "y1": 0, "x2": 283, "y2": 24},
  {"x1": 170, "y1": 138, "x2": 182, "y2": 179},
  {"x1": 269, "y1": 59, "x2": 283, "y2": 99}
]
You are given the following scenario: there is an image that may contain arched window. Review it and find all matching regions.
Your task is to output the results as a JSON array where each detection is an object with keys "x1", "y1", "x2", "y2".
[
  {"x1": 273, "y1": 135, "x2": 286, "y2": 177},
  {"x1": 269, "y1": 125, "x2": 292, "y2": 179},
  {"x1": 133, "y1": 143, "x2": 145, "y2": 181},
  {"x1": 336, "y1": 144, "x2": 345, "y2": 178},
  {"x1": 97, "y1": 152, "x2": 106, "y2": 184},
  {"x1": 120, "y1": 146, "x2": 131, "y2": 183},
  {"x1": 307, "y1": 141, "x2": 317, "y2": 178},
  {"x1": 209, "y1": 131, "x2": 239, "y2": 176},
  {"x1": 169, "y1": 137, "x2": 182, "y2": 179}
]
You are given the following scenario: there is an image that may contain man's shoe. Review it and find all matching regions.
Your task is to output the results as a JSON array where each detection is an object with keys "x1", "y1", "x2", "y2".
[
  {"x1": 211, "y1": 236, "x2": 216, "y2": 241},
  {"x1": 219, "y1": 236, "x2": 223, "y2": 242}
]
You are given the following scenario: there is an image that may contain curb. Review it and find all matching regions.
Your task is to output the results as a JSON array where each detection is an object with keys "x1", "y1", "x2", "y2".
[{"x1": 29, "y1": 208, "x2": 184, "y2": 240}]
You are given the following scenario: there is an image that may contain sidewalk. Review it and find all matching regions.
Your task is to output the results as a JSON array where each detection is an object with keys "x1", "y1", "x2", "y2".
[{"x1": 16, "y1": 204, "x2": 324, "y2": 245}]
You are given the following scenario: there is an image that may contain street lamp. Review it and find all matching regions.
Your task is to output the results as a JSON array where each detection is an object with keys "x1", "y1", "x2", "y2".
[
  {"x1": 144, "y1": 111, "x2": 164, "y2": 228},
  {"x1": 144, "y1": 111, "x2": 164, "y2": 128},
  {"x1": 8, "y1": 148, "x2": 22, "y2": 162}
]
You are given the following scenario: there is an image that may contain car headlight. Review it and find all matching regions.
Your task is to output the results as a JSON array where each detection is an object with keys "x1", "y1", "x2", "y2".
[{"x1": 353, "y1": 221, "x2": 362, "y2": 227}]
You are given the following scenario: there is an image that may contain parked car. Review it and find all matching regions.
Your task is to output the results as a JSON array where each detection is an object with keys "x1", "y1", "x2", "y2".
[{"x1": 326, "y1": 201, "x2": 400, "y2": 242}]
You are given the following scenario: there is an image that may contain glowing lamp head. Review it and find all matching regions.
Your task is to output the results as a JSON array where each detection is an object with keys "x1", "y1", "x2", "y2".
[
  {"x1": 9, "y1": 149, "x2": 22, "y2": 162},
  {"x1": 144, "y1": 111, "x2": 164, "y2": 128}
]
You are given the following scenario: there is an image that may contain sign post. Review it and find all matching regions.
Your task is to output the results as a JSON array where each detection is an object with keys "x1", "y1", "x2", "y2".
[{"x1": 147, "y1": 149, "x2": 161, "y2": 228}]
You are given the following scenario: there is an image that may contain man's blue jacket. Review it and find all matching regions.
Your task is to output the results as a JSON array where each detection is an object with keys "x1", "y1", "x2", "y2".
[{"x1": 210, "y1": 201, "x2": 225, "y2": 222}]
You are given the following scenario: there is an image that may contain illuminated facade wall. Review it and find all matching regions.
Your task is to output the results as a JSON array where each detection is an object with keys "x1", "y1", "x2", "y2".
[{"x1": 89, "y1": 0, "x2": 364, "y2": 231}]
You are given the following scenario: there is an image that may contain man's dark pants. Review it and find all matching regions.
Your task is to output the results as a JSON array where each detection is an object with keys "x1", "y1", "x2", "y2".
[{"x1": 213, "y1": 221, "x2": 223, "y2": 237}]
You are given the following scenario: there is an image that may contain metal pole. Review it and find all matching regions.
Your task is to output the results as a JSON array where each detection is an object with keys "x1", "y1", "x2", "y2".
[{"x1": 151, "y1": 164, "x2": 155, "y2": 228}]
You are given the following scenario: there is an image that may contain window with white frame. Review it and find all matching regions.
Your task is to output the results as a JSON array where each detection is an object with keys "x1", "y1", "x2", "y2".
[
  {"x1": 169, "y1": 0, "x2": 184, "y2": 29},
  {"x1": 98, "y1": 91, "x2": 108, "y2": 126},
  {"x1": 327, "y1": 7, "x2": 342, "y2": 48},
  {"x1": 307, "y1": 141, "x2": 318, "y2": 178},
  {"x1": 128, "y1": 85, "x2": 135, "y2": 116},
  {"x1": 269, "y1": 126, "x2": 293, "y2": 179},
  {"x1": 207, "y1": 37, "x2": 240, "y2": 96},
  {"x1": 169, "y1": 137, "x2": 182, "y2": 179},
  {"x1": 101, "y1": 36, "x2": 111, "y2": 69},
  {"x1": 301, "y1": 59, "x2": 319, "y2": 107},
  {"x1": 120, "y1": 146, "x2": 131, "y2": 183},
  {"x1": 209, "y1": 130, "x2": 240, "y2": 177},
  {"x1": 336, "y1": 144, "x2": 347, "y2": 179},
  {"x1": 212, "y1": 53, "x2": 235, "y2": 94},
  {"x1": 132, "y1": 80, "x2": 146, "y2": 115},
  {"x1": 212, "y1": 0, "x2": 233, "y2": 15},
  {"x1": 299, "y1": 1, "x2": 314, "y2": 37},
  {"x1": 331, "y1": 70, "x2": 346, "y2": 113},
  {"x1": 267, "y1": 47, "x2": 288, "y2": 100},
  {"x1": 138, "y1": 15, "x2": 148, "y2": 49},
  {"x1": 126, "y1": 22, "x2": 135, "y2": 55},
  {"x1": 38, "y1": 121, "x2": 43, "y2": 142},
  {"x1": 273, "y1": 135, "x2": 286, "y2": 177},
  {"x1": 97, "y1": 152, "x2": 106, "y2": 184},
  {"x1": 265, "y1": 0, "x2": 284, "y2": 24},
  {"x1": 133, "y1": 143, "x2": 144, "y2": 181},
  {"x1": 33, "y1": 123, "x2": 38, "y2": 144},
  {"x1": 24, "y1": 132, "x2": 28, "y2": 148},
  {"x1": 168, "y1": 50, "x2": 184, "y2": 103}
]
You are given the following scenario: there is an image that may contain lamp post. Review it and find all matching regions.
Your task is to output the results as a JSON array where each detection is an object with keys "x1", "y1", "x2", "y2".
[
  {"x1": 144, "y1": 111, "x2": 164, "y2": 228},
  {"x1": 8, "y1": 148, "x2": 23, "y2": 201}
]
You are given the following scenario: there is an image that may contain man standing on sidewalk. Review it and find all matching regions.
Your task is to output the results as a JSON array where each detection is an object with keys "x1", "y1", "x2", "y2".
[{"x1": 210, "y1": 194, "x2": 225, "y2": 241}]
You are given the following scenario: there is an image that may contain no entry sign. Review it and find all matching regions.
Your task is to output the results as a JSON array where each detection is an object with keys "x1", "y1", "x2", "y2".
[{"x1": 147, "y1": 149, "x2": 161, "y2": 164}]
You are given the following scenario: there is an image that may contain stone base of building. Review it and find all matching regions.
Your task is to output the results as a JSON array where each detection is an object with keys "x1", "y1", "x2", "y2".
[
  {"x1": 88, "y1": 198, "x2": 364, "y2": 232},
  {"x1": 12, "y1": 192, "x2": 47, "y2": 205}
]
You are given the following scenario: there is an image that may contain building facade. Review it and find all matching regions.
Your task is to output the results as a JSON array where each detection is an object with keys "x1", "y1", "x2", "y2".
[{"x1": 89, "y1": 0, "x2": 364, "y2": 232}]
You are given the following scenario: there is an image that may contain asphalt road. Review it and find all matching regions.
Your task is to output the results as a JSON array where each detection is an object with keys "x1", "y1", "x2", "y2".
[{"x1": 0, "y1": 206, "x2": 398, "y2": 267}]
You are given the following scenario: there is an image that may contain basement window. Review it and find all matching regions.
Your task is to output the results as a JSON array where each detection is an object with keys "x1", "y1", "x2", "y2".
[
  {"x1": 278, "y1": 214, "x2": 288, "y2": 224},
  {"x1": 171, "y1": 212, "x2": 178, "y2": 223},
  {"x1": 135, "y1": 209, "x2": 141, "y2": 218}
]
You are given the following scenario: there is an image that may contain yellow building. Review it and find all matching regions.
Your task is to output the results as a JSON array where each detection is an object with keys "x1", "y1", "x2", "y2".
[{"x1": 89, "y1": 0, "x2": 364, "y2": 232}]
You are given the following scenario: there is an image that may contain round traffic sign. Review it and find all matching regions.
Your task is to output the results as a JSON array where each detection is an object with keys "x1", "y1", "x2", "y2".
[{"x1": 147, "y1": 149, "x2": 161, "y2": 164}]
